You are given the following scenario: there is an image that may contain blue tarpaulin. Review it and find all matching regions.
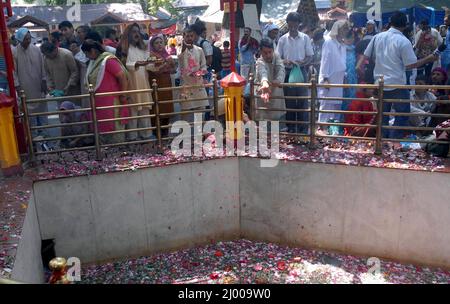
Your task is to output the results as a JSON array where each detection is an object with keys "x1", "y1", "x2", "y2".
[{"x1": 350, "y1": 6, "x2": 445, "y2": 28}]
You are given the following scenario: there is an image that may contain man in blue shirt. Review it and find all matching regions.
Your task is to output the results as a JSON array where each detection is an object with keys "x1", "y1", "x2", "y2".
[
  {"x1": 239, "y1": 27, "x2": 259, "y2": 80},
  {"x1": 363, "y1": 12, "x2": 439, "y2": 139}
]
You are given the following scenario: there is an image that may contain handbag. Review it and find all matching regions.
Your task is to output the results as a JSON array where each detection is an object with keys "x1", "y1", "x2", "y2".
[{"x1": 288, "y1": 64, "x2": 304, "y2": 83}]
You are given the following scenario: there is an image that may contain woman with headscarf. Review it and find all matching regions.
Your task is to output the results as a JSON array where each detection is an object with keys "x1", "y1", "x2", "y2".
[
  {"x1": 428, "y1": 67, "x2": 450, "y2": 129},
  {"x1": 263, "y1": 23, "x2": 280, "y2": 49},
  {"x1": 59, "y1": 101, "x2": 93, "y2": 148},
  {"x1": 117, "y1": 23, "x2": 154, "y2": 141},
  {"x1": 148, "y1": 34, "x2": 177, "y2": 132},
  {"x1": 82, "y1": 39, "x2": 129, "y2": 144},
  {"x1": 430, "y1": 67, "x2": 448, "y2": 98},
  {"x1": 342, "y1": 29, "x2": 357, "y2": 108},
  {"x1": 318, "y1": 20, "x2": 349, "y2": 133}
]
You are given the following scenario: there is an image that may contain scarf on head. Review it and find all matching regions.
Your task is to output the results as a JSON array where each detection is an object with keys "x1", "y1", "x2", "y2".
[
  {"x1": 60, "y1": 101, "x2": 83, "y2": 123},
  {"x1": 149, "y1": 34, "x2": 170, "y2": 59},
  {"x1": 15, "y1": 28, "x2": 30, "y2": 43},
  {"x1": 85, "y1": 52, "x2": 130, "y2": 127},
  {"x1": 86, "y1": 52, "x2": 128, "y2": 91},
  {"x1": 432, "y1": 67, "x2": 448, "y2": 85}
]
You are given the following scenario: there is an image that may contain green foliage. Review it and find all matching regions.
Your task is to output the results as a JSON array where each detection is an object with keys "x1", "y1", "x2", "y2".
[
  {"x1": 14, "y1": 0, "x2": 176, "y2": 17},
  {"x1": 147, "y1": 0, "x2": 176, "y2": 16}
]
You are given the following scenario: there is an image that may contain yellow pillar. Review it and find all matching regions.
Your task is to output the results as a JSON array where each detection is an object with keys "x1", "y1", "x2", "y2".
[
  {"x1": 220, "y1": 72, "x2": 246, "y2": 141},
  {"x1": 224, "y1": 86, "x2": 244, "y2": 140},
  {"x1": 0, "y1": 94, "x2": 23, "y2": 177}
]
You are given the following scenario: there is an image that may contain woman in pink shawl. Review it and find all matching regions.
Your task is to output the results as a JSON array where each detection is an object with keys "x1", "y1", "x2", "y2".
[
  {"x1": 82, "y1": 39, "x2": 129, "y2": 144},
  {"x1": 148, "y1": 34, "x2": 177, "y2": 130}
]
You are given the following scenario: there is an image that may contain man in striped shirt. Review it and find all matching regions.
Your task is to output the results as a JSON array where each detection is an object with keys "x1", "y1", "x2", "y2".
[{"x1": 220, "y1": 41, "x2": 232, "y2": 79}]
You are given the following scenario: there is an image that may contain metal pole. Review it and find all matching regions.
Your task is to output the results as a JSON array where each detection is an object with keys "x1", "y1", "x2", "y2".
[
  {"x1": 88, "y1": 84, "x2": 102, "y2": 160},
  {"x1": 249, "y1": 73, "x2": 255, "y2": 120},
  {"x1": 229, "y1": 0, "x2": 236, "y2": 73},
  {"x1": 375, "y1": 75, "x2": 384, "y2": 155},
  {"x1": 310, "y1": 74, "x2": 317, "y2": 149},
  {"x1": 0, "y1": 0, "x2": 27, "y2": 153},
  {"x1": 212, "y1": 73, "x2": 219, "y2": 120},
  {"x1": 152, "y1": 79, "x2": 162, "y2": 153},
  {"x1": 19, "y1": 90, "x2": 35, "y2": 164}
]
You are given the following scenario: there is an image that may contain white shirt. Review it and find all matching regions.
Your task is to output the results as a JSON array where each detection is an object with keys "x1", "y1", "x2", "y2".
[
  {"x1": 276, "y1": 31, "x2": 314, "y2": 66},
  {"x1": 410, "y1": 91, "x2": 436, "y2": 112},
  {"x1": 364, "y1": 28, "x2": 417, "y2": 90},
  {"x1": 197, "y1": 37, "x2": 213, "y2": 57},
  {"x1": 318, "y1": 38, "x2": 346, "y2": 83},
  {"x1": 414, "y1": 28, "x2": 443, "y2": 48}
]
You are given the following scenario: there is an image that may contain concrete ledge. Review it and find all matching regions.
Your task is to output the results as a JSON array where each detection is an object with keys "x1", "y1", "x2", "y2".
[
  {"x1": 11, "y1": 196, "x2": 44, "y2": 283},
  {"x1": 29, "y1": 157, "x2": 450, "y2": 269},
  {"x1": 32, "y1": 159, "x2": 240, "y2": 263},
  {"x1": 240, "y1": 158, "x2": 450, "y2": 269}
]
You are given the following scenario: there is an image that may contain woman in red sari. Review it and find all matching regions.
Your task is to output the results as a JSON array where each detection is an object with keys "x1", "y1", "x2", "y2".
[{"x1": 82, "y1": 39, "x2": 129, "y2": 144}]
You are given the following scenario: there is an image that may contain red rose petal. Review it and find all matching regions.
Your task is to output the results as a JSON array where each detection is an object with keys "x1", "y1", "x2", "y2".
[
  {"x1": 277, "y1": 261, "x2": 286, "y2": 271},
  {"x1": 214, "y1": 250, "x2": 223, "y2": 257}
]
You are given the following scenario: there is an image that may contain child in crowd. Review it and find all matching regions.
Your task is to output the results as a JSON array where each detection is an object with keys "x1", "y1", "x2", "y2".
[
  {"x1": 409, "y1": 75, "x2": 435, "y2": 128},
  {"x1": 430, "y1": 67, "x2": 448, "y2": 98},
  {"x1": 167, "y1": 42, "x2": 177, "y2": 56},
  {"x1": 59, "y1": 101, "x2": 93, "y2": 148},
  {"x1": 344, "y1": 84, "x2": 376, "y2": 137},
  {"x1": 220, "y1": 41, "x2": 232, "y2": 79}
]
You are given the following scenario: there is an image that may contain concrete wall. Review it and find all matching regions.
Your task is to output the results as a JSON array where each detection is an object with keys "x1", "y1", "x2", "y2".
[
  {"x1": 11, "y1": 196, "x2": 45, "y2": 283},
  {"x1": 30, "y1": 157, "x2": 450, "y2": 269},
  {"x1": 32, "y1": 159, "x2": 240, "y2": 263},
  {"x1": 239, "y1": 158, "x2": 450, "y2": 269}
]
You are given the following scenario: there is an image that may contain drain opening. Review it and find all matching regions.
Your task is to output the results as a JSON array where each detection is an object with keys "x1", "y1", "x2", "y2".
[{"x1": 41, "y1": 239, "x2": 56, "y2": 271}]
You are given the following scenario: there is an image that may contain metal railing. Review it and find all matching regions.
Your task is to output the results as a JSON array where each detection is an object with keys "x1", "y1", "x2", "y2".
[
  {"x1": 18, "y1": 74, "x2": 450, "y2": 163},
  {"x1": 19, "y1": 74, "x2": 224, "y2": 162},
  {"x1": 250, "y1": 74, "x2": 450, "y2": 155}
]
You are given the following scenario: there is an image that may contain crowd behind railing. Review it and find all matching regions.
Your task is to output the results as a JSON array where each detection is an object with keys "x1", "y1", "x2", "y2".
[
  {"x1": 11, "y1": 10, "x2": 450, "y2": 162},
  {"x1": 19, "y1": 75, "x2": 450, "y2": 162}
]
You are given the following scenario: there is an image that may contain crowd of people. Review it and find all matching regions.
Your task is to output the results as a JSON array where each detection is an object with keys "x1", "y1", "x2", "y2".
[
  {"x1": 253, "y1": 10, "x2": 450, "y2": 156},
  {"x1": 10, "y1": 8, "x2": 450, "y2": 156}
]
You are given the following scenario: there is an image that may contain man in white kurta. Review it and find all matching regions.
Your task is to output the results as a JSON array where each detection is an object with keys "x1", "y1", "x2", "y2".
[
  {"x1": 318, "y1": 21, "x2": 348, "y2": 124},
  {"x1": 125, "y1": 43, "x2": 154, "y2": 140},
  {"x1": 178, "y1": 28, "x2": 209, "y2": 122},
  {"x1": 254, "y1": 39, "x2": 286, "y2": 122},
  {"x1": 12, "y1": 28, "x2": 47, "y2": 136}
]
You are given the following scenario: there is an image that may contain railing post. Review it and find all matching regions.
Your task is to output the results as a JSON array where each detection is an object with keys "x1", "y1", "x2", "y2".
[
  {"x1": 152, "y1": 79, "x2": 162, "y2": 153},
  {"x1": 19, "y1": 90, "x2": 35, "y2": 164},
  {"x1": 375, "y1": 75, "x2": 384, "y2": 155},
  {"x1": 88, "y1": 84, "x2": 102, "y2": 160},
  {"x1": 212, "y1": 73, "x2": 219, "y2": 120},
  {"x1": 309, "y1": 74, "x2": 317, "y2": 149},
  {"x1": 249, "y1": 73, "x2": 255, "y2": 120}
]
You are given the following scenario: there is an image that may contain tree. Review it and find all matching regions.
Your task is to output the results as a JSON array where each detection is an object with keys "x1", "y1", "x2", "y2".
[
  {"x1": 18, "y1": 0, "x2": 147, "y2": 12},
  {"x1": 147, "y1": 0, "x2": 176, "y2": 16}
]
